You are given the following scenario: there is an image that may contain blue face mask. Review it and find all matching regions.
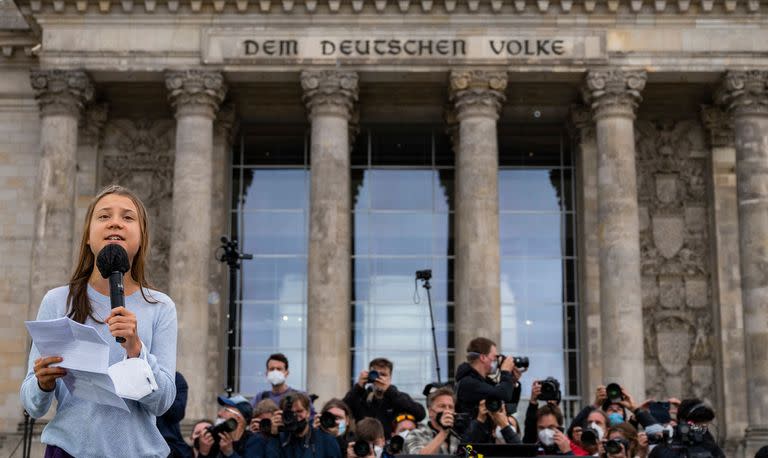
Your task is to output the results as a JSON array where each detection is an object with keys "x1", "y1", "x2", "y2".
[
  {"x1": 337, "y1": 420, "x2": 347, "y2": 437},
  {"x1": 608, "y1": 412, "x2": 625, "y2": 426}
]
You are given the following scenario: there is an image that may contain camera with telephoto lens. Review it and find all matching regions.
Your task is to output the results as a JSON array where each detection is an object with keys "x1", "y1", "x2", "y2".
[
  {"x1": 279, "y1": 395, "x2": 300, "y2": 433},
  {"x1": 386, "y1": 435, "x2": 405, "y2": 455},
  {"x1": 206, "y1": 418, "x2": 238, "y2": 443},
  {"x1": 319, "y1": 410, "x2": 337, "y2": 430},
  {"x1": 538, "y1": 377, "x2": 562, "y2": 403},
  {"x1": 606, "y1": 383, "x2": 624, "y2": 404},
  {"x1": 512, "y1": 356, "x2": 529, "y2": 369},
  {"x1": 604, "y1": 438, "x2": 628, "y2": 454},
  {"x1": 485, "y1": 397, "x2": 503, "y2": 413},
  {"x1": 416, "y1": 269, "x2": 432, "y2": 280},
  {"x1": 353, "y1": 440, "x2": 371, "y2": 457},
  {"x1": 581, "y1": 426, "x2": 600, "y2": 446}
]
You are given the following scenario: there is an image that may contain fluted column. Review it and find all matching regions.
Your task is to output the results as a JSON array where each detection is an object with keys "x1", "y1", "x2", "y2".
[
  {"x1": 583, "y1": 69, "x2": 646, "y2": 399},
  {"x1": 717, "y1": 70, "x2": 768, "y2": 456},
  {"x1": 449, "y1": 70, "x2": 506, "y2": 358},
  {"x1": 301, "y1": 70, "x2": 358, "y2": 404},
  {"x1": 28, "y1": 70, "x2": 94, "y2": 316},
  {"x1": 165, "y1": 70, "x2": 226, "y2": 419}
]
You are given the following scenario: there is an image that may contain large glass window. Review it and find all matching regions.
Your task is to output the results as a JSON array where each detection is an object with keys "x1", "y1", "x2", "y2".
[
  {"x1": 498, "y1": 129, "x2": 580, "y2": 418},
  {"x1": 232, "y1": 129, "x2": 310, "y2": 396},
  {"x1": 351, "y1": 127, "x2": 454, "y2": 397}
]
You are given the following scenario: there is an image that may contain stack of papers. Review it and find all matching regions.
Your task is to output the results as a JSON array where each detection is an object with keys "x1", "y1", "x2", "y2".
[{"x1": 25, "y1": 317, "x2": 157, "y2": 412}]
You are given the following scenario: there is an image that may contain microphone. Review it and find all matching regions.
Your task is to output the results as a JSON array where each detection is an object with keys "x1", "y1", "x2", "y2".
[{"x1": 96, "y1": 244, "x2": 131, "y2": 343}]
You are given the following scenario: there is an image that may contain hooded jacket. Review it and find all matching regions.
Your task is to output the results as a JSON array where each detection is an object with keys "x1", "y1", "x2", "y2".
[{"x1": 454, "y1": 362, "x2": 518, "y2": 416}]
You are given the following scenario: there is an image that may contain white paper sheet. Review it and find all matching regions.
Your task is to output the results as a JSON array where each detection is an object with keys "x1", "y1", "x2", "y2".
[{"x1": 25, "y1": 317, "x2": 134, "y2": 411}]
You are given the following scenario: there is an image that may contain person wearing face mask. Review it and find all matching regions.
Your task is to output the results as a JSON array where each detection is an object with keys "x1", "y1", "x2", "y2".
[
  {"x1": 404, "y1": 386, "x2": 461, "y2": 455},
  {"x1": 464, "y1": 399, "x2": 522, "y2": 444},
  {"x1": 579, "y1": 409, "x2": 610, "y2": 456},
  {"x1": 264, "y1": 392, "x2": 341, "y2": 458},
  {"x1": 535, "y1": 404, "x2": 573, "y2": 455},
  {"x1": 347, "y1": 418, "x2": 390, "y2": 458},
  {"x1": 647, "y1": 399, "x2": 724, "y2": 458},
  {"x1": 342, "y1": 358, "x2": 426, "y2": 437},
  {"x1": 251, "y1": 353, "x2": 316, "y2": 419},
  {"x1": 316, "y1": 398, "x2": 356, "y2": 457},
  {"x1": 392, "y1": 413, "x2": 417, "y2": 440},
  {"x1": 199, "y1": 395, "x2": 255, "y2": 458},
  {"x1": 454, "y1": 337, "x2": 523, "y2": 419}
]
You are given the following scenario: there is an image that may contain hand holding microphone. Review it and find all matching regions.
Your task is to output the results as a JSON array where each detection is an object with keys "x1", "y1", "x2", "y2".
[{"x1": 97, "y1": 244, "x2": 141, "y2": 357}]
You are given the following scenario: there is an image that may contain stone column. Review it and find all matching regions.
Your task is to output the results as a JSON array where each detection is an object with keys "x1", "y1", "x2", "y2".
[
  {"x1": 701, "y1": 105, "x2": 749, "y2": 456},
  {"x1": 570, "y1": 105, "x2": 603, "y2": 396},
  {"x1": 301, "y1": 70, "x2": 358, "y2": 404},
  {"x1": 74, "y1": 103, "x2": 108, "y2": 252},
  {"x1": 28, "y1": 70, "x2": 94, "y2": 315},
  {"x1": 165, "y1": 70, "x2": 226, "y2": 419},
  {"x1": 717, "y1": 70, "x2": 768, "y2": 456},
  {"x1": 583, "y1": 69, "x2": 646, "y2": 399},
  {"x1": 449, "y1": 70, "x2": 506, "y2": 358}
]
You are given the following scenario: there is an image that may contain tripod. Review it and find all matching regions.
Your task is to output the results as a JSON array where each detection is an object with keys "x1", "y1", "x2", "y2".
[
  {"x1": 216, "y1": 236, "x2": 253, "y2": 396},
  {"x1": 416, "y1": 269, "x2": 442, "y2": 384}
]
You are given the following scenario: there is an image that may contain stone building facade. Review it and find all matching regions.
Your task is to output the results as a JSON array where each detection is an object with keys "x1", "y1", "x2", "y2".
[{"x1": 1, "y1": 0, "x2": 767, "y2": 454}]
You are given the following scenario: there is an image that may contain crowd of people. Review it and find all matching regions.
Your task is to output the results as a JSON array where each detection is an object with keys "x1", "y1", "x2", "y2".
[{"x1": 159, "y1": 338, "x2": 730, "y2": 458}]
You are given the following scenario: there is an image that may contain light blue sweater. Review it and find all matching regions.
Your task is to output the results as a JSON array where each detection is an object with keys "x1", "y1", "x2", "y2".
[{"x1": 20, "y1": 284, "x2": 178, "y2": 458}]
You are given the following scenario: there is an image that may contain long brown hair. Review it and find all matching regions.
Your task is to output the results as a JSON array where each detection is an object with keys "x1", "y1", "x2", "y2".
[{"x1": 67, "y1": 184, "x2": 157, "y2": 323}]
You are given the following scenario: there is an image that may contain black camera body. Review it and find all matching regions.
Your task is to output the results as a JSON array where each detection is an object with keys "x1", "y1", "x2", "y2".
[
  {"x1": 416, "y1": 269, "x2": 432, "y2": 280},
  {"x1": 259, "y1": 418, "x2": 272, "y2": 434},
  {"x1": 538, "y1": 377, "x2": 562, "y2": 403},
  {"x1": 606, "y1": 383, "x2": 624, "y2": 404},
  {"x1": 435, "y1": 411, "x2": 471, "y2": 433},
  {"x1": 353, "y1": 440, "x2": 371, "y2": 457},
  {"x1": 279, "y1": 396, "x2": 300, "y2": 433},
  {"x1": 581, "y1": 426, "x2": 600, "y2": 446},
  {"x1": 386, "y1": 435, "x2": 405, "y2": 455},
  {"x1": 604, "y1": 438, "x2": 628, "y2": 454},
  {"x1": 485, "y1": 397, "x2": 503, "y2": 413},
  {"x1": 207, "y1": 418, "x2": 238, "y2": 442},
  {"x1": 319, "y1": 411, "x2": 337, "y2": 430},
  {"x1": 512, "y1": 356, "x2": 529, "y2": 369}
]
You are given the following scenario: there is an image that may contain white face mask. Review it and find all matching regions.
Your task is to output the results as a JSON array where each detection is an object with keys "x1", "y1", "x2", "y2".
[
  {"x1": 373, "y1": 445, "x2": 383, "y2": 458},
  {"x1": 589, "y1": 422, "x2": 605, "y2": 441},
  {"x1": 495, "y1": 426, "x2": 505, "y2": 441},
  {"x1": 397, "y1": 430, "x2": 410, "y2": 440},
  {"x1": 538, "y1": 428, "x2": 556, "y2": 446},
  {"x1": 267, "y1": 370, "x2": 286, "y2": 386}
]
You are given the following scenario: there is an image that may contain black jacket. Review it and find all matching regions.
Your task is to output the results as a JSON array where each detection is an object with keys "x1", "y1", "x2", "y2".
[
  {"x1": 463, "y1": 418, "x2": 522, "y2": 444},
  {"x1": 454, "y1": 362, "x2": 517, "y2": 416},
  {"x1": 264, "y1": 427, "x2": 342, "y2": 458},
  {"x1": 342, "y1": 384, "x2": 426, "y2": 437},
  {"x1": 157, "y1": 372, "x2": 193, "y2": 458}
]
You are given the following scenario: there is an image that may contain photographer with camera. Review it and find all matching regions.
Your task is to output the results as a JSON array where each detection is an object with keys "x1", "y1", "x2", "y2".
[
  {"x1": 347, "y1": 418, "x2": 391, "y2": 458},
  {"x1": 463, "y1": 398, "x2": 522, "y2": 445},
  {"x1": 523, "y1": 378, "x2": 562, "y2": 444},
  {"x1": 601, "y1": 423, "x2": 641, "y2": 458},
  {"x1": 454, "y1": 337, "x2": 523, "y2": 419},
  {"x1": 244, "y1": 399, "x2": 279, "y2": 457},
  {"x1": 264, "y1": 393, "x2": 341, "y2": 458},
  {"x1": 343, "y1": 358, "x2": 426, "y2": 437},
  {"x1": 647, "y1": 399, "x2": 724, "y2": 458},
  {"x1": 316, "y1": 398, "x2": 356, "y2": 457},
  {"x1": 404, "y1": 386, "x2": 461, "y2": 455},
  {"x1": 199, "y1": 395, "x2": 254, "y2": 458},
  {"x1": 191, "y1": 420, "x2": 213, "y2": 457}
]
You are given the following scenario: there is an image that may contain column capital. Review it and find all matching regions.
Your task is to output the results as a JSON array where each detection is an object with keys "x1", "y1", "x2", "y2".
[
  {"x1": 300, "y1": 70, "x2": 359, "y2": 120},
  {"x1": 30, "y1": 69, "x2": 94, "y2": 118},
  {"x1": 701, "y1": 105, "x2": 735, "y2": 148},
  {"x1": 582, "y1": 69, "x2": 646, "y2": 120},
  {"x1": 165, "y1": 70, "x2": 227, "y2": 119},
  {"x1": 449, "y1": 70, "x2": 507, "y2": 121},
  {"x1": 716, "y1": 70, "x2": 768, "y2": 118}
]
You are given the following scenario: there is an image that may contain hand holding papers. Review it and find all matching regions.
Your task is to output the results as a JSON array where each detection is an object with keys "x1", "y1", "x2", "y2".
[{"x1": 25, "y1": 317, "x2": 157, "y2": 411}]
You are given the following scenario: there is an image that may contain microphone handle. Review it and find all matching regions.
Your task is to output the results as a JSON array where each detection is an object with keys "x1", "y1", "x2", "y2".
[{"x1": 108, "y1": 271, "x2": 126, "y2": 343}]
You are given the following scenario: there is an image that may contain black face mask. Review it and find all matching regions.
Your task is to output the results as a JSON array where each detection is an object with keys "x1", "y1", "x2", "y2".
[{"x1": 294, "y1": 419, "x2": 308, "y2": 434}]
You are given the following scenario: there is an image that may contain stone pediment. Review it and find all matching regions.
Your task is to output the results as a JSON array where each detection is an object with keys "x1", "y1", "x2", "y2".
[{"x1": 13, "y1": 0, "x2": 767, "y2": 15}]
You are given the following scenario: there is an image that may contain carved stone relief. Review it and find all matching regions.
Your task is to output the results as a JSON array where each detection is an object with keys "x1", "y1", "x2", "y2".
[
  {"x1": 100, "y1": 118, "x2": 175, "y2": 291},
  {"x1": 636, "y1": 119, "x2": 715, "y2": 404}
]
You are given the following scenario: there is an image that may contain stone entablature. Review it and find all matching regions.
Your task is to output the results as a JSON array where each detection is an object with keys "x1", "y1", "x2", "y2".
[{"x1": 13, "y1": 0, "x2": 768, "y2": 14}]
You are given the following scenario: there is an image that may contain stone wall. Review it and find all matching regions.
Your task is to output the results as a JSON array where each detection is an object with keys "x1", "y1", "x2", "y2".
[
  {"x1": 0, "y1": 66, "x2": 40, "y2": 432},
  {"x1": 635, "y1": 119, "x2": 717, "y2": 406},
  {"x1": 99, "y1": 118, "x2": 176, "y2": 291}
]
